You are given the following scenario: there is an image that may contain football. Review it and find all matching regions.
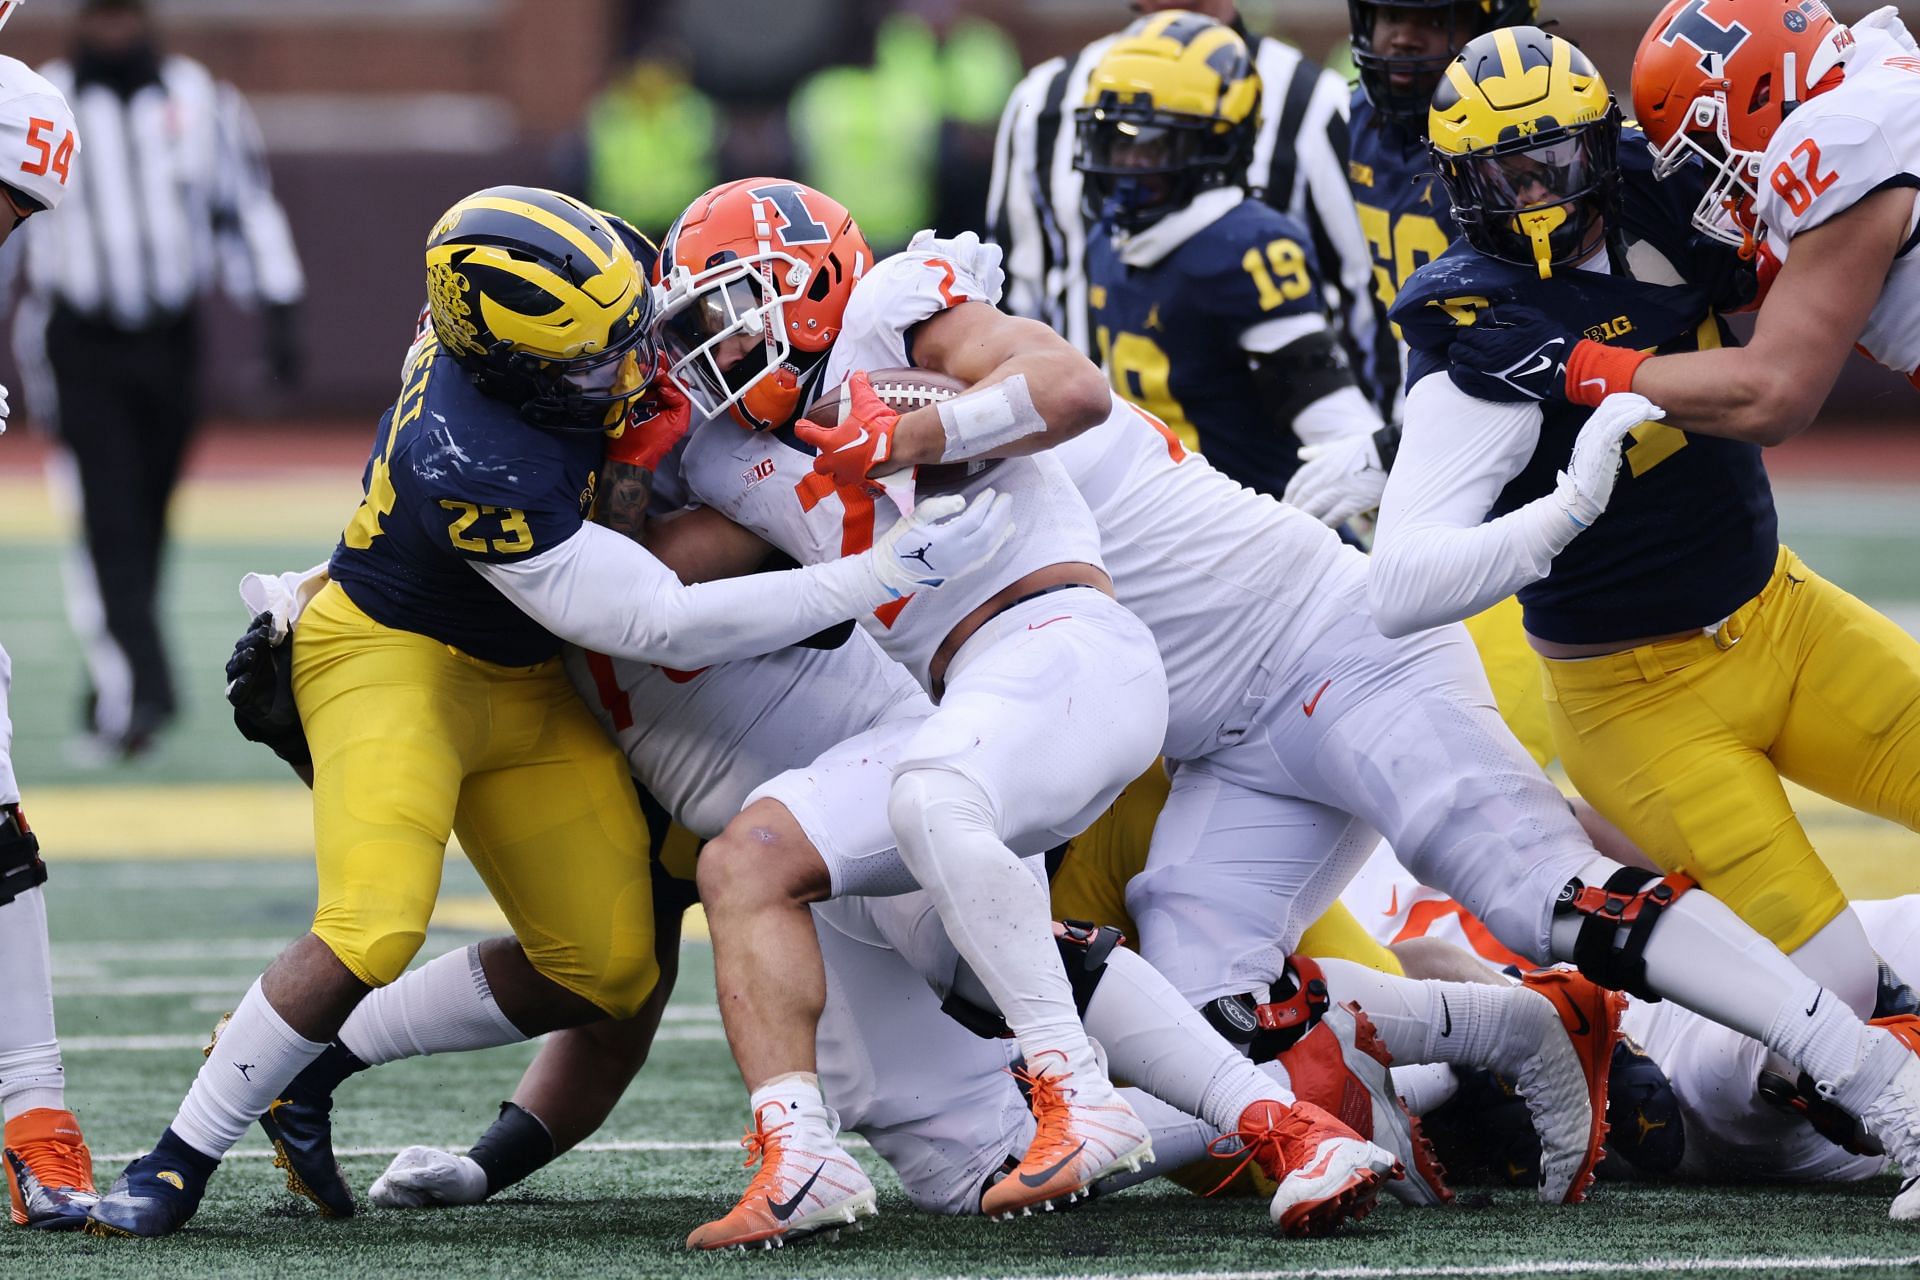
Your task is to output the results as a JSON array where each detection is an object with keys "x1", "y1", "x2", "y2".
[{"x1": 800, "y1": 367, "x2": 970, "y2": 428}]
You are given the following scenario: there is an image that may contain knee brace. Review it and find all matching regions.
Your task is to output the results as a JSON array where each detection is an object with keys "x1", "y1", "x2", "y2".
[
  {"x1": 940, "y1": 919, "x2": 1127, "y2": 1040},
  {"x1": 1554, "y1": 868, "x2": 1695, "y2": 1001},
  {"x1": 0, "y1": 804, "x2": 47, "y2": 908},
  {"x1": 1200, "y1": 955, "x2": 1329, "y2": 1064}
]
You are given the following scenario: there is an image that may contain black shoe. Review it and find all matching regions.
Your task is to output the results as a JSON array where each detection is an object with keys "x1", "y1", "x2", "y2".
[
  {"x1": 82, "y1": 1129, "x2": 215, "y2": 1239},
  {"x1": 256, "y1": 1041, "x2": 367, "y2": 1218}
]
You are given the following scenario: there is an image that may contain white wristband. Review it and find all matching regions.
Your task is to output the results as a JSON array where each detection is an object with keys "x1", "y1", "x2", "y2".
[{"x1": 936, "y1": 374, "x2": 1047, "y2": 462}]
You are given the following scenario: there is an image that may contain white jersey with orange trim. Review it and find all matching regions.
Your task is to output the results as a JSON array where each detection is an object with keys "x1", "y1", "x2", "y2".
[
  {"x1": 1753, "y1": 21, "x2": 1920, "y2": 379},
  {"x1": 675, "y1": 247, "x2": 1107, "y2": 689},
  {"x1": 1048, "y1": 402, "x2": 1348, "y2": 762},
  {"x1": 0, "y1": 54, "x2": 76, "y2": 214}
]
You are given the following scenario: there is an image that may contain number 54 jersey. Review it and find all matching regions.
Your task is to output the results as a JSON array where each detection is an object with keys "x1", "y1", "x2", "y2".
[{"x1": 1753, "y1": 20, "x2": 1920, "y2": 383}]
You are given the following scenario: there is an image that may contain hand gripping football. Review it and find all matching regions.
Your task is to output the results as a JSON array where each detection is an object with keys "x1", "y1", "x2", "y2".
[{"x1": 802, "y1": 368, "x2": 979, "y2": 486}]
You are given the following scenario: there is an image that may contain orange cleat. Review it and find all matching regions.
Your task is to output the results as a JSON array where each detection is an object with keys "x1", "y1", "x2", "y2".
[
  {"x1": 1208, "y1": 1097, "x2": 1399, "y2": 1237},
  {"x1": 4, "y1": 1108, "x2": 97, "y2": 1230},
  {"x1": 979, "y1": 1051, "x2": 1153, "y2": 1219},
  {"x1": 1515, "y1": 968, "x2": 1626, "y2": 1204},
  {"x1": 1281, "y1": 1001, "x2": 1451, "y2": 1206},
  {"x1": 685, "y1": 1102, "x2": 875, "y2": 1251}
]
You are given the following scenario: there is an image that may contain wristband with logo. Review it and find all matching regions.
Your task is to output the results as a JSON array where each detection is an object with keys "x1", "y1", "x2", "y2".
[{"x1": 1564, "y1": 340, "x2": 1651, "y2": 409}]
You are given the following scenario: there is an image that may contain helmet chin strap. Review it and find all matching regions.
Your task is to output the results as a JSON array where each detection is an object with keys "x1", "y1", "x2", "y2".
[{"x1": 1516, "y1": 204, "x2": 1567, "y2": 280}]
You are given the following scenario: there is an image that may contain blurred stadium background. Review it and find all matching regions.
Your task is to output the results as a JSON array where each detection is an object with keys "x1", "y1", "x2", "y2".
[{"x1": 0, "y1": 3, "x2": 1917, "y2": 1273}]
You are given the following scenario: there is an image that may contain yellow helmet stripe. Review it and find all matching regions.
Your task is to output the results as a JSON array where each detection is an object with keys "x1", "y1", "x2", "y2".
[{"x1": 461, "y1": 195, "x2": 620, "y2": 274}]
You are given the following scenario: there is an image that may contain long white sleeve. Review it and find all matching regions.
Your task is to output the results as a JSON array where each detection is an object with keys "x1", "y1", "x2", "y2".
[
  {"x1": 1368, "y1": 373, "x2": 1582, "y2": 638},
  {"x1": 474, "y1": 521, "x2": 888, "y2": 667}
]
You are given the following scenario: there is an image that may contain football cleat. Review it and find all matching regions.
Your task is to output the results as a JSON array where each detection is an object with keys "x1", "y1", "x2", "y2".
[
  {"x1": 1843, "y1": 1017, "x2": 1920, "y2": 1221},
  {"x1": 209, "y1": 1013, "x2": 359, "y2": 1219},
  {"x1": 82, "y1": 1129, "x2": 215, "y2": 1239},
  {"x1": 4, "y1": 1108, "x2": 97, "y2": 1230},
  {"x1": 686, "y1": 1102, "x2": 877, "y2": 1250},
  {"x1": 1209, "y1": 1097, "x2": 1398, "y2": 1237},
  {"x1": 1510, "y1": 969, "x2": 1624, "y2": 1204},
  {"x1": 1280, "y1": 1001, "x2": 1450, "y2": 1207},
  {"x1": 979, "y1": 1051, "x2": 1154, "y2": 1219}
]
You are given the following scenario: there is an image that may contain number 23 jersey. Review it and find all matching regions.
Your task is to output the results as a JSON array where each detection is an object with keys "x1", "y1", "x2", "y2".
[{"x1": 327, "y1": 334, "x2": 603, "y2": 667}]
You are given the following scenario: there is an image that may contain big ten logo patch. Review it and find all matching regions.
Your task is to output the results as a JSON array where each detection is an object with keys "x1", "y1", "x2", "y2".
[{"x1": 742, "y1": 457, "x2": 777, "y2": 489}]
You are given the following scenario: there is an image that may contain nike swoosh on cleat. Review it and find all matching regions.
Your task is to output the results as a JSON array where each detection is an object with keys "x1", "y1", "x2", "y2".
[
  {"x1": 766, "y1": 1162, "x2": 827, "y2": 1222},
  {"x1": 1439, "y1": 993, "x2": 1452, "y2": 1037},
  {"x1": 1018, "y1": 1140, "x2": 1088, "y2": 1188},
  {"x1": 1557, "y1": 989, "x2": 1592, "y2": 1037}
]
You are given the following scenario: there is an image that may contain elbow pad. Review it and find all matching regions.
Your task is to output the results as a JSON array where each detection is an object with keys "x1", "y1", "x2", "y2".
[{"x1": 1247, "y1": 331, "x2": 1360, "y2": 430}]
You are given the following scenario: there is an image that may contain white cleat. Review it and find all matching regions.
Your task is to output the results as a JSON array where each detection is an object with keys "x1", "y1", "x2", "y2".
[
  {"x1": 1839, "y1": 1019, "x2": 1920, "y2": 1222},
  {"x1": 980, "y1": 1051, "x2": 1153, "y2": 1220},
  {"x1": 1498, "y1": 971, "x2": 1623, "y2": 1205},
  {"x1": 368, "y1": 1146, "x2": 489, "y2": 1209}
]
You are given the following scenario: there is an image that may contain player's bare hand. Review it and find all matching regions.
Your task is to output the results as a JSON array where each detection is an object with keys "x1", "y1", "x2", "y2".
[
  {"x1": 367, "y1": 1146, "x2": 488, "y2": 1209},
  {"x1": 1284, "y1": 432, "x2": 1386, "y2": 526},
  {"x1": 869, "y1": 487, "x2": 1015, "y2": 597},
  {"x1": 1556, "y1": 393, "x2": 1663, "y2": 529},
  {"x1": 798, "y1": 372, "x2": 900, "y2": 487}
]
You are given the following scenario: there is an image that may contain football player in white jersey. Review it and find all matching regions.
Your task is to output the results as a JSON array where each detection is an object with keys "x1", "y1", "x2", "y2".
[
  {"x1": 1509, "y1": 0, "x2": 1920, "y2": 428},
  {"x1": 0, "y1": 23, "x2": 93, "y2": 1231},
  {"x1": 648, "y1": 178, "x2": 1409, "y2": 1242}
]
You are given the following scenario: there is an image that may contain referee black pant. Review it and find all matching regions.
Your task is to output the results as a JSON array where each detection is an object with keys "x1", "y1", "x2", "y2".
[{"x1": 45, "y1": 302, "x2": 198, "y2": 747}]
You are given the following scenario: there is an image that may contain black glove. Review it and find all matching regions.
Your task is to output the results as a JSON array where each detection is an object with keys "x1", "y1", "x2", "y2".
[
  {"x1": 265, "y1": 302, "x2": 302, "y2": 386},
  {"x1": 1446, "y1": 304, "x2": 1578, "y2": 403},
  {"x1": 226, "y1": 611, "x2": 311, "y2": 769}
]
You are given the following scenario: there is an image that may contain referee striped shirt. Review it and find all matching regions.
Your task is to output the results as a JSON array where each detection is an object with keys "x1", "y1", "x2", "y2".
[
  {"x1": 13, "y1": 53, "x2": 302, "y2": 330},
  {"x1": 986, "y1": 22, "x2": 1396, "y2": 411}
]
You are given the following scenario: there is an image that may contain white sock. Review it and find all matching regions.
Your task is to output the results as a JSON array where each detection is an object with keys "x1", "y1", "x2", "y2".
[
  {"x1": 1082, "y1": 946, "x2": 1293, "y2": 1130},
  {"x1": 749, "y1": 1072, "x2": 837, "y2": 1144},
  {"x1": 889, "y1": 769, "x2": 1099, "y2": 1081},
  {"x1": 0, "y1": 885, "x2": 65, "y2": 1120},
  {"x1": 338, "y1": 944, "x2": 524, "y2": 1066},
  {"x1": 1548, "y1": 860, "x2": 1870, "y2": 1085},
  {"x1": 1789, "y1": 909, "x2": 1878, "y2": 1018},
  {"x1": 1390, "y1": 1062, "x2": 1460, "y2": 1116},
  {"x1": 1095, "y1": 1087, "x2": 1214, "y2": 1195},
  {"x1": 1318, "y1": 958, "x2": 1513, "y2": 1068},
  {"x1": 170, "y1": 979, "x2": 328, "y2": 1160}
]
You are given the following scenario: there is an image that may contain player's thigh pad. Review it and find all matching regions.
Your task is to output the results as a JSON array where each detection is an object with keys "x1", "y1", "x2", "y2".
[
  {"x1": 744, "y1": 706, "x2": 931, "y2": 899},
  {"x1": 814, "y1": 902, "x2": 1028, "y2": 1214},
  {"x1": 1540, "y1": 548, "x2": 1849, "y2": 952},
  {"x1": 294, "y1": 582, "x2": 480, "y2": 985},
  {"x1": 454, "y1": 672, "x2": 658, "y2": 1019},
  {"x1": 1127, "y1": 758, "x2": 1371, "y2": 1006},
  {"x1": 1462, "y1": 595, "x2": 1556, "y2": 769},
  {"x1": 897, "y1": 590, "x2": 1168, "y2": 850}
]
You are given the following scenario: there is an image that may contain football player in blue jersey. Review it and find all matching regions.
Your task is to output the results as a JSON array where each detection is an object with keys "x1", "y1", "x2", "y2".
[
  {"x1": 1365, "y1": 27, "x2": 1920, "y2": 1222},
  {"x1": 1071, "y1": 12, "x2": 1388, "y2": 501},
  {"x1": 84, "y1": 187, "x2": 1015, "y2": 1239}
]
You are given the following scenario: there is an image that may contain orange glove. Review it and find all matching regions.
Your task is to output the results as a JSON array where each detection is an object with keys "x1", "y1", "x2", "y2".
[
  {"x1": 797, "y1": 371, "x2": 900, "y2": 488},
  {"x1": 605, "y1": 362, "x2": 692, "y2": 471}
]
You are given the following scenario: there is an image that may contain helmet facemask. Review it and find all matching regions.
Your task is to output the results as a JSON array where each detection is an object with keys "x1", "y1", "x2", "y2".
[
  {"x1": 656, "y1": 250, "x2": 827, "y2": 432},
  {"x1": 1646, "y1": 73, "x2": 1765, "y2": 249},
  {"x1": 1074, "y1": 94, "x2": 1251, "y2": 233},
  {"x1": 1435, "y1": 104, "x2": 1621, "y2": 278},
  {"x1": 1351, "y1": 0, "x2": 1490, "y2": 131}
]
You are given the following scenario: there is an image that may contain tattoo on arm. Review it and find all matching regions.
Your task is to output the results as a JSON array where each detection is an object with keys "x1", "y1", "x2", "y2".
[{"x1": 597, "y1": 460, "x2": 654, "y2": 542}]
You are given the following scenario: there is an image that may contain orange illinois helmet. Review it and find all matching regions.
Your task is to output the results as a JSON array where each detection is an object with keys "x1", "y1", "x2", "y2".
[
  {"x1": 654, "y1": 178, "x2": 871, "y2": 432},
  {"x1": 1632, "y1": 0, "x2": 1854, "y2": 246}
]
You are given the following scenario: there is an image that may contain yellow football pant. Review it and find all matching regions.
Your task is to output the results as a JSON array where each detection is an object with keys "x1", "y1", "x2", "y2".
[
  {"x1": 293, "y1": 582, "x2": 658, "y2": 1016},
  {"x1": 1541, "y1": 545, "x2": 1920, "y2": 952}
]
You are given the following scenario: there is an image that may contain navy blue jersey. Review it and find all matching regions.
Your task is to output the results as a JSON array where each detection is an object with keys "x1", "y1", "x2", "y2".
[
  {"x1": 1085, "y1": 196, "x2": 1331, "y2": 497},
  {"x1": 1347, "y1": 89, "x2": 1458, "y2": 374},
  {"x1": 328, "y1": 335, "x2": 604, "y2": 667},
  {"x1": 1391, "y1": 138, "x2": 1775, "y2": 645}
]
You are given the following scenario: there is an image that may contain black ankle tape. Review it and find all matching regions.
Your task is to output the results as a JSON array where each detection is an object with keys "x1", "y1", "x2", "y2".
[{"x1": 469, "y1": 1101, "x2": 556, "y2": 1195}]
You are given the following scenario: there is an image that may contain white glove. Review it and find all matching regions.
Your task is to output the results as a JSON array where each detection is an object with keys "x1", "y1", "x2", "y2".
[
  {"x1": 238, "y1": 561, "x2": 331, "y2": 642},
  {"x1": 0, "y1": 382, "x2": 11, "y2": 435},
  {"x1": 368, "y1": 1146, "x2": 489, "y2": 1209},
  {"x1": 1555, "y1": 393, "x2": 1663, "y2": 530},
  {"x1": 1283, "y1": 432, "x2": 1387, "y2": 527},
  {"x1": 1856, "y1": 6, "x2": 1919, "y2": 52},
  {"x1": 868, "y1": 487, "x2": 1015, "y2": 597},
  {"x1": 907, "y1": 228, "x2": 1006, "y2": 306}
]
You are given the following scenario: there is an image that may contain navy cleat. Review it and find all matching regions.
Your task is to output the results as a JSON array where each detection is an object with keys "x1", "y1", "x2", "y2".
[
  {"x1": 82, "y1": 1129, "x2": 216, "y2": 1239},
  {"x1": 4, "y1": 1108, "x2": 98, "y2": 1230},
  {"x1": 250, "y1": 1034, "x2": 366, "y2": 1218}
]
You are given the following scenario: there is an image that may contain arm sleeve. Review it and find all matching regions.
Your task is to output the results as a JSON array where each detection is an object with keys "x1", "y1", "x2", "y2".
[
  {"x1": 1368, "y1": 373, "x2": 1577, "y2": 637},
  {"x1": 474, "y1": 521, "x2": 889, "y2": 668},
  {"x1": 212, "y1": 82, "x2": 304, "y2": 307}
]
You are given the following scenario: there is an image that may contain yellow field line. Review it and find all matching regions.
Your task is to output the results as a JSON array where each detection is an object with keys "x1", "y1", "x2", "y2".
[{"x1": 0, "y1": 474, "x2": 360, "y2": 546}]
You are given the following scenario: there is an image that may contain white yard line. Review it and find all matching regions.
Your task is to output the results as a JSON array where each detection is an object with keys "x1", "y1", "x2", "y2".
[
  {"x1": 97, "y1": 1136, "x2": 871, "y2": 1162},
  {"x1": 64, "y1": 1025, "x2": 725, "y2": 1052}
]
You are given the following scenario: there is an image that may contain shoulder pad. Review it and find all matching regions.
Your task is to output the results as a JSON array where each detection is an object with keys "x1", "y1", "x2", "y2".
[
  {"x1": 1186, "y1": 201, "x2": 1327, "y2": 321},
  {"x1": 1388, "y1": 243, "x2": 1511, "y2": 355}
]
